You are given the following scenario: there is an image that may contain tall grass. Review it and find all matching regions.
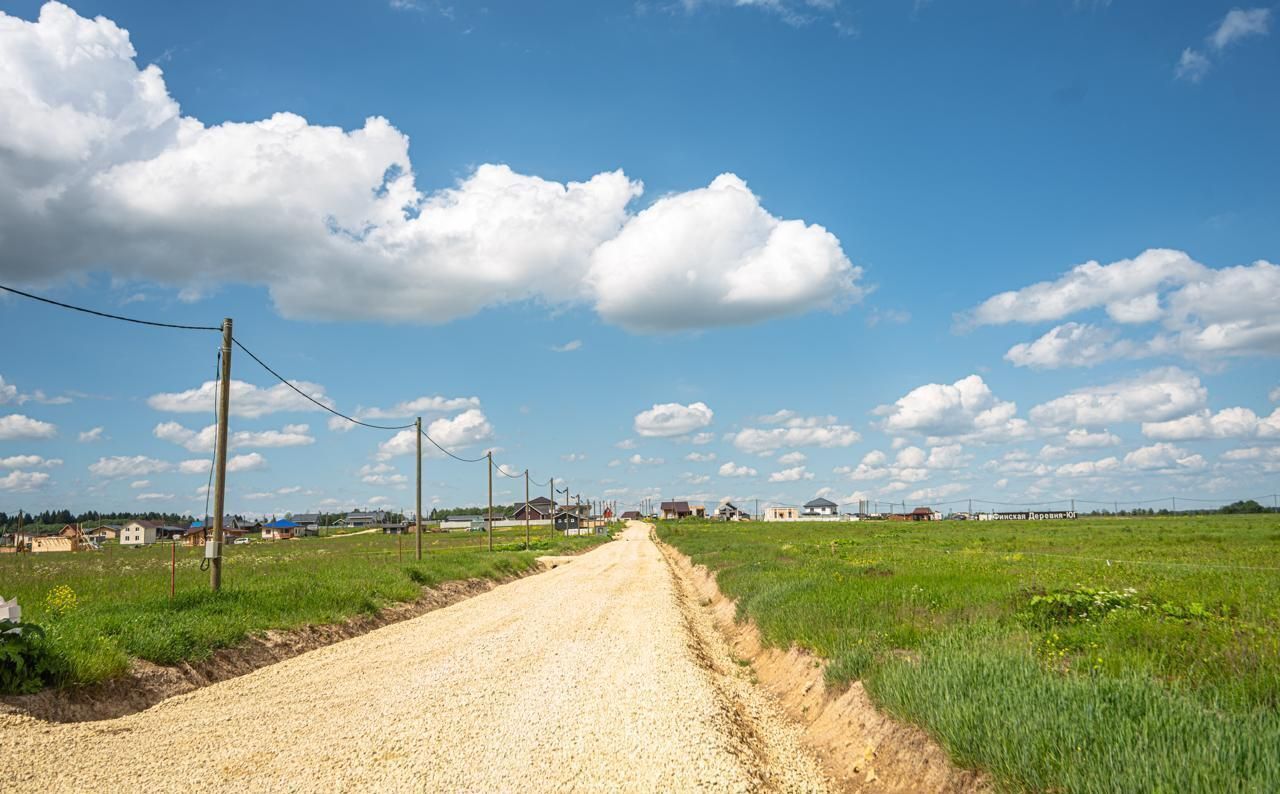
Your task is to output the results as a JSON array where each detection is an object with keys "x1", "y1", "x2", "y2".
[
  {"x1": 2, "y1": 526, "x2": 607, "y2": 688},
  {"x1": 657, "y1": 515, "x2": 1280, "y2": 793}
]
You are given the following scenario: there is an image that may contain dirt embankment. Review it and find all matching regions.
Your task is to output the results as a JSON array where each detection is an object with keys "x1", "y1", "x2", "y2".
[
  {"x1": 1, "y1": 563, "x2": 558, "y2": 723},
  {"x1": 657, "y1": 534, "x2": 989, "y2": 793}
]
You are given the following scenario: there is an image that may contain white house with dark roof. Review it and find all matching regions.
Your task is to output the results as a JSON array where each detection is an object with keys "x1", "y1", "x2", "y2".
[{"x1": 803, "y1": 497, "x2": 839, "y2": 517}]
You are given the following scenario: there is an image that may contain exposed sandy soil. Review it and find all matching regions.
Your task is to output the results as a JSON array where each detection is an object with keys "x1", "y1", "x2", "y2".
[
  {"x1": 658, "y1": 535, "x2": 989, "y2": 793},
  {"x1": 0, "y1": 522, "x2": 831, "y2": 792}
]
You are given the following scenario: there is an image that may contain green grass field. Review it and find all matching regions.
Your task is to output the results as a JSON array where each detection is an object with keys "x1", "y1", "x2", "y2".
[
  {"x1": 657, "y1": 515, "x2": 1280, "y2": 793},
  {"x1": 2, "y1": 524, "x2": 609, "y2": 690}
]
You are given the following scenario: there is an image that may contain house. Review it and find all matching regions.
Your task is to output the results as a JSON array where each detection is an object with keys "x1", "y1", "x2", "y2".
[
  {"x1": 803, "y1": 497, "x2": 839, "y2": 517},
  {"x1": 262, "y1": 519, "x2": 298, "y2": 540},
  {"x1": 346, "y1": 511, "x2": 387, "y2": 528},
  {"x1": 765, "y1": 506, "x2": 799, "y2": 521},
  {"x1": 86, "y1": 525, "x2": 121, "y2": 542},
  {"x1": 121, "y1": 520, "x2": 161, "y2": 546},
  {"x1": 182, "y1": 526, "x2": 208, "y2": 547},
  {"x1": 660, "y1": 501, "x2": 706, "y2": 520},
  {"x1": 620, "y1": 510, "x2": 641, "y2": 520},
  {"x1": 554, "y1": 509, "x2": 584, "y2": 531},
  {"x1": 714, "y1": 502, "x2": 751, "y2": 521},
  {"x1": 510, "y1": 497, "x2": 554, "y2": 521},
  {"x1": 909, "y1": 507, "x2": 937, "y2": 522},
  {"x1": 292, "y1": 513, "x2": 321, "y2": 531}
]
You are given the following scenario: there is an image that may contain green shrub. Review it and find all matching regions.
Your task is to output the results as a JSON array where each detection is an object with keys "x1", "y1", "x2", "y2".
[{"x1": 0, "y1": 620, "x2": 53, "y2": 694}]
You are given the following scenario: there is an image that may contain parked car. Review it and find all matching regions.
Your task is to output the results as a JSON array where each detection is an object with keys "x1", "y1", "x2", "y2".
[{"x1": 232, "y1": 537, "x2": 252, "y2": 545}]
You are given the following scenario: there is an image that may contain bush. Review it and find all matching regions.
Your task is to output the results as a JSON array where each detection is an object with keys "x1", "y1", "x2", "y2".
[{"x1": 0, "y1": 620, "x2": 53, "y2": 694}]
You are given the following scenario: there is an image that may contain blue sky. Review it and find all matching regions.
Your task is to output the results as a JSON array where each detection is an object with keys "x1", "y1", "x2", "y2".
[{"x1": 1, "y1": 0, "x2": 1277, "y2": 517}]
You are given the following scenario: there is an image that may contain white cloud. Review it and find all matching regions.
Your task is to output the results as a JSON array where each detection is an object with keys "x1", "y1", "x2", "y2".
[
  {"x1": 926, "y1": 444, "x2": 969, "y2": 469},
  {"x1": 1064, "y1": 428, "x2": 1121, "y2": 447},
  {"x1": 589, "y1": 174, "x2": 865, "y2": 332},
  {"x1": 1029, "y1": 367, "x2": 1206, "y2": 428},
  {"x1": 776, "y1": 451, "x2": 807, "y2": 466},
  {"x1": 1142, "y1": 406, "x2": 1280, "y2": 440},
  {"x1": 0, "y1": 470, "x2": 50, "y2": 491},
  {"x1": 350, "y1": 395, "x2": 480, "y2": 422},
  {"x1": 729, "y1": 413, "x2": 860, "y2": 454},
  {"x1": 718, "y1": 461, "x2": 758, "y2": 478},
  {"x1": 377, "y1": 408, "x2": 493, "y2": 459},
  {"x1": 177, "y1": 452, "x2": 266, "y2": 475},
  {"x1": 615, "y1": 439, "x2": 637, "y2": 450},
  {"x1": 154, "y1": 421, "x2": 315, "y2": 452},
  {"x1": 975, "y1": 252, "x2": 1280, "y2": 367},
  {"x1": 1175, "y1": 48, "x2": 1212, "y2": 82},
  {"x1": 875, "y1": 375, "x2": 1028, "y2": 443},
  {"x1": 1271, "y1": 386, "x2": 1280, "y2": 402},
  {"x1": 1123, "y1": 443, "x2": 1206, "y2": 472},
  {"x1": 0, "y1": 375, "x2": 69, "y2": 406},
  {"x1": 78, "y1": 426, "x2": 105, "y2": 443},
  {"x1": 689, "y1": 432, "x2": 715, "y2": 445},
  {"x1": 561, "y1": 453, "x2": 587, "y2": 462},
  {"x1": 0, "y1": 455, "x2": 60, "y2": 468},
  {"x1": 148, "y1": 380, "x2": 334, "y2": 419},
  {"x1": 0, "y1": 414, "x2": 57, "y2": 440},
  {"x1": 908, "y1": 483, "x2": 964, "y2": 502},
  {"x1": 129, "y1": 480, "x2": 149, "y2": 489},
  {"x1": 135, "y1": 492, "x2": 174, "y2": 502},
  {"x1": 551, "y1": 340, "x2": 582, "y2": 353},
  {"x1": 768, "y1": 466, "x2": 813, "y2": 482},
  {"x1": 634, "y1": 401, "x2": 714, "y2": 437},
  {"x1": 685, "y1": 451, "x2": 717, "y2": 462},
  {"x1": 964, "y1": 249, "x2": 1204, "y2": 327},
  {"x1": 1005, "y1": 323, "x2": 1138, "y2": 369},
  {"x1": 1210, "y1": 8, "x2": 1271, "y2": 50},
  {"x1": 0, "y1": 4, "x2": 865, "y2": 334},
  {"x1": 1055, "y1": 457, "x2": 1120, "y2": 478},
  {"x1": 682, "y1": 472, "x2": 711, "y2": 485},
  {"x1": 629, "y1": 453, "x2": 664, "y2": 466},
  {"x1": 90, "y1": 455, "x2": 172, "y2": 478},
  {"x1": 360, "y1": 459, "x2": 408, "y2": 485}
]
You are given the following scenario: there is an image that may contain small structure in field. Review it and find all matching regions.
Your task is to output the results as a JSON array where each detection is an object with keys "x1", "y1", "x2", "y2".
[
  {"x1": 765, "y1": 506, "x2": 799, "y2": 521},
  {"x1": 554, "y1": 509, "x2": 584, "y2": 531},
  {"x1": 262, "y1": 519, "x2": 298, "y2": 540},
  {"x1": 346, "y1": 511, "x2": 387, "y2": 528},
  {"x1": 802, "y1": 497, "x2": 839, "y2": 517},
  {"x1": 620, "y1": 510, "x2": 641, "y2": 520},
  {"x1": 86, "y1": 525, "x2": 121, "y2": 542}
]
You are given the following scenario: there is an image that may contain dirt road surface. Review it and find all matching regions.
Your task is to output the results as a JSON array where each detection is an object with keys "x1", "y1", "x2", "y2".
[{"x1": 1, "y1": 522, "x2": 829, "y2": 792}]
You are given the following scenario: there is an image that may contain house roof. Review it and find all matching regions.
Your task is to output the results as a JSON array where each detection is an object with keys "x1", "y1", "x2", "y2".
[
  {"x1": 911, "y1": 507, "x2": 934, "y2": 515},
  {"x1": 264, "y1": 519, "x2": 298, "y2": 529},
  {"x1": 127, "y1": 519, "x2": 164, "y2": 529},
  {"x1": 446, "y1": 515, "x2": 481, "y2": 522},
  {"x1": 660, "y1": 501, "x2": 691, "y2": 512},
  {"x1": 620, "y1": 511, "x2": 641, "y2": 519},
  {"x1": 292, "y1": 513, "x2": 320, "y2": 523},
  {"x1": 804, "y1": 498, "x2": 838, "y2": 508}
]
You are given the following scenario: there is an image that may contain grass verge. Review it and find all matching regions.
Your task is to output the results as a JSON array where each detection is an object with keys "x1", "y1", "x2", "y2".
[{"x1": 656, "y1": 515, "x2": 1280, "y2": 793}]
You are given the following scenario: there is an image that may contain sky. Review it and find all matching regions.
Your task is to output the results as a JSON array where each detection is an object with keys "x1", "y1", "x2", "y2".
[{"x1": 0, "y1": 0, "x2": 1277, "y2": 518}]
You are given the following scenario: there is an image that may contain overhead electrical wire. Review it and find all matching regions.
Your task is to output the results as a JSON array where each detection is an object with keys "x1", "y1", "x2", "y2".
[{"x1": 0, "y1": 283, "x2": 222, "y2": 331}]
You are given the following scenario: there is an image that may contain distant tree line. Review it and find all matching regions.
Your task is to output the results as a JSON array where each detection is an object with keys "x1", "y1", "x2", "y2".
[
  {"x1": 427, "y1": 504, "x2": 523, "y2": 520},
  {"x1": 0, "y1": 509, "x2": 199, "y2": 532}
]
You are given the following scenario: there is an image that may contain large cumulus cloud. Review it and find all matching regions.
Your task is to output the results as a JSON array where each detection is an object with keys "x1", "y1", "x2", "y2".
[{"x1": 0, "y1": 3, "x2": 866, "y2": 331}]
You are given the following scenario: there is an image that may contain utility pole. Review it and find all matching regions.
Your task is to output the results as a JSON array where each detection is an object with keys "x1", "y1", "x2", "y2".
[
  {"x1": 550, "y1": 477, "x2": 555, "y2": 534},
  {"x1": 487, "y1": 451, "x2": 494, "y2": 552},
  {"x1": 524, "y1": 469, "x2": 530, "y2": 551},
  {"x1": 1171, "y1": 496, "x2": 1176, "y2": 513},
  {"x1": 415, "y1": 417, "x2": 423, "y2": 561},
  {"x1": 210, "y1": 317, "x2": 232, "y2": 592}
]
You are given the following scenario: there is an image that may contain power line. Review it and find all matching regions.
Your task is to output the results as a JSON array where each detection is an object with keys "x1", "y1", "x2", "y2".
[
  {"x1": 231, "y1": 338, "x2": 415, "y2": 431},
  {"x1": 417, "y1": 427, "x2": 489, "y2": 463},
  {"x1": 0, "y1": 283, "x2": 222, "y2": 331}
]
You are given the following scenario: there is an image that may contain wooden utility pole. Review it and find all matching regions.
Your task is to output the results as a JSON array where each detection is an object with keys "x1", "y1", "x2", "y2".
[
  {"x1": 415, "y1": 417, "x2": 423, "y2": 561},
  {"x1": 550, "y1": 477, "x2": 555, "y2": 534},
  {"x1": 210, "y1": 317, "x2": 233, "y2": 592},
  {"x1": 524, "y1": 469, "x2": 530, "y2": 550},
  {"x1": 487, "y1": 451, "x2": 494, "y2": 552}
]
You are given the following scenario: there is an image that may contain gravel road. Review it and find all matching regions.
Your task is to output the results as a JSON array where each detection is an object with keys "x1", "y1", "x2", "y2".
[{"x1": 0, "y1": 522, "x2": 829, "y2": 792}]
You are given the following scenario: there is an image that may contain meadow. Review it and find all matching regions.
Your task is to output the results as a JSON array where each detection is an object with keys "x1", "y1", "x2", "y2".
[
  {"x1": 657, "y1": 514, "x2": 1280, "y2": 794},
  {"x1": 1, "y1": 524, "x2": 609, "y2": 690}
]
